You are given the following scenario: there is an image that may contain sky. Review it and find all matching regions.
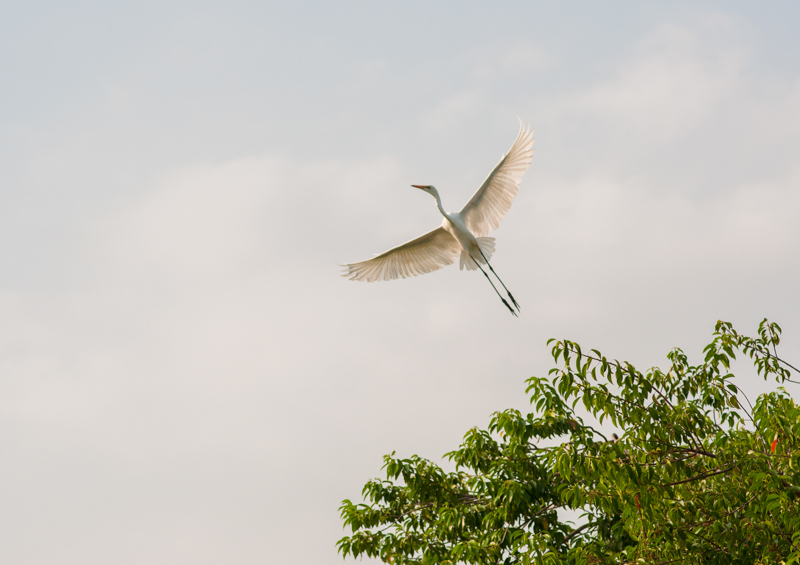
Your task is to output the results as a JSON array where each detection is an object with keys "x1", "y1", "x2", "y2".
[{"x1": 1, "y1": 2, "x2": 799, "y2": 563}]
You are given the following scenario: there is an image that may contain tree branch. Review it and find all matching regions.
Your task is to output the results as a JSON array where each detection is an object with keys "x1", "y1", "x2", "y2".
[
  {"x1": 661, "y1": 463, "x2": 736, "y2": 487},
  {"x1": 563, "y1": 521, "x2": 594, "y2": 545}
]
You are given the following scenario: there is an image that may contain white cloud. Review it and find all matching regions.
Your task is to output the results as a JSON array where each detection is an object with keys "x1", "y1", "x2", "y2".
[
  {"x1": 422, "y1": 90, "x2": 484, "y2": 133},
  {"x1": 473, "y1": 40, "x2": 552, "y2": 80},
  {"x1": 500, "y1": 41, "x2": 551, "y2": 74},
  {"x1": 2, "y1": 6, "x2": 800, "y2": 565},
  {"x1": 556, "y1": 21, "x2": 745, "y2": 141}
]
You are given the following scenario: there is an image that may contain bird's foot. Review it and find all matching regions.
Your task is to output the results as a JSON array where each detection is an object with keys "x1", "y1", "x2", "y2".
[
  {"x1": 507, "y1": 292, "x2": 520, "y2": 311},
  {"x1": 502, "y1": 298, "x2": 518, "y2": 317}
]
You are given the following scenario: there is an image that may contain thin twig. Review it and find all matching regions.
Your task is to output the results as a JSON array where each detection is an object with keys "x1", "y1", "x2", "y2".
[
  {"x1": 563, "y1": 521, "x2": 593, "y2": 544},
  {"x1": 661, "y1": 463, "x2": 736, "y2": 487}
]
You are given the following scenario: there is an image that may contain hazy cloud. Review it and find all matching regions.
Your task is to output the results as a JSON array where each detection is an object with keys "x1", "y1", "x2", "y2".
[{"x1": 1, "y1": 4, "x2": 799, "y2": 564}]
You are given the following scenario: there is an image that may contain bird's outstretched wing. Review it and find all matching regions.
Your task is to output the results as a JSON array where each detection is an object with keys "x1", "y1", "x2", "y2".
[
  {"x1": 460, "y1": 122, "x2": 534, "y2": 237},
  {"x1": 343, "y1": 227, "x2": 460, "y2": 282}
]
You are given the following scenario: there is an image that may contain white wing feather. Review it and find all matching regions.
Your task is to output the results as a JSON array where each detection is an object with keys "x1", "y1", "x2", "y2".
[
  {"x1": 343, "y1": 227, "x2": 460, "y2": 282},
  {"x1": 460, "y1": 122, "x2": 534, "y2": 237}
]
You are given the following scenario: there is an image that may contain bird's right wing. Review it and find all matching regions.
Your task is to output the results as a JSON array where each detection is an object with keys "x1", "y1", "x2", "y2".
[
  {"x1": 460, "y1": 122, "x2": 534, "y2": 237},
  {"x1": 342, "y1": 227, "x2": 460, "y2": 282}
]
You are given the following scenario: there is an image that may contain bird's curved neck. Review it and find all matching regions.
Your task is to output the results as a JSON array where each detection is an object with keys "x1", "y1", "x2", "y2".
[{"x1": 432, "y1": 192, "x2": 448, "y2": 218}]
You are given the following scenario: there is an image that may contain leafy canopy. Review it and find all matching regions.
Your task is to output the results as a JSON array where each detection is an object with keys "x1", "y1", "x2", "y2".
[{"x1": 338, "y1": 320, "x2": 800, "y2": 564}]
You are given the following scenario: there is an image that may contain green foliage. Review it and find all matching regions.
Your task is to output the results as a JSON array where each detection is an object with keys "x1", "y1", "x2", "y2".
[{"x1": 338, "y1": 320, "x2": 800, "y2": 564}]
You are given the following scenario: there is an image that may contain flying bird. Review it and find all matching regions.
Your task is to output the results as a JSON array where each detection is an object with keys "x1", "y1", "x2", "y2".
[{"x1": 343, "y1": 122, "x2": 534, "y2": 316}]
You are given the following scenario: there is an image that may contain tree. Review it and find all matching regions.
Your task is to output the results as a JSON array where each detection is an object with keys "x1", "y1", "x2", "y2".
[{"x1": 338, "y1": 320, "x2": 800, "y2": 564}]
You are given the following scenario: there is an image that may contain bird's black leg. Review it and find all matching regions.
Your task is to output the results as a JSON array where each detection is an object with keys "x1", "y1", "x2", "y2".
[
  {"x1": 478, "y1": 249, "x2": 520, "y2": 311},
  {"x1": 470, "y1": 255, "x2": 517, "y2": 317}
]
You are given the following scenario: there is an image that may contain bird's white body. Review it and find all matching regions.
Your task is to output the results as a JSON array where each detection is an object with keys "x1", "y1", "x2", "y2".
[
  {"x1": 432, "y1": 194, "x2": 497, "y2": 272},
  {"x1": 343, "y1": 122, "x2": 534, "y2": 284},
  {"x1": 441, "y1": 212, "x2": 474, "y2": 255}
]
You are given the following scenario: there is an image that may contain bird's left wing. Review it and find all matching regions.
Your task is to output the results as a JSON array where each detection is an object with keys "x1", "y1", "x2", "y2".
[
  {"x1": 343, "y1": 226, "x2": 460, "y2": 282},
  {"x1": 460, "y1": 122, "x2": 534, "y2": 237}
]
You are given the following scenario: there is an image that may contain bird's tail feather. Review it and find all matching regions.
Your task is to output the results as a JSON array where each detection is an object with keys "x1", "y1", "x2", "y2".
[{"x1": 460, "y1": 237, "x2": 495, "y2": 271}]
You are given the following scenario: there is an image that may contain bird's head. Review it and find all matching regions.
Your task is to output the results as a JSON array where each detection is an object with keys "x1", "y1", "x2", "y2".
[{"x1": 411, "y1": 184, "x2": 439, "y2": 198}]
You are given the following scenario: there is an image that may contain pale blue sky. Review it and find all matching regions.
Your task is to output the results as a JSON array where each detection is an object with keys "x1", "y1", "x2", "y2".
[{"x1": 1, "y1": 2, "x2": 799, "y2": 563}]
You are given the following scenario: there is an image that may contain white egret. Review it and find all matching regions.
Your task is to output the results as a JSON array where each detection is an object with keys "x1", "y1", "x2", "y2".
[{"x1": 343, "y1": 122, "x2": 534, "y2": 316}]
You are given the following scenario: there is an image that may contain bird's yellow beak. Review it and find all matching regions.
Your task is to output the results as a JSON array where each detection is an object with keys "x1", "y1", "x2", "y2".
[{"x1": 411, "y1": 184, "x2": 427, "y2": 189}]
